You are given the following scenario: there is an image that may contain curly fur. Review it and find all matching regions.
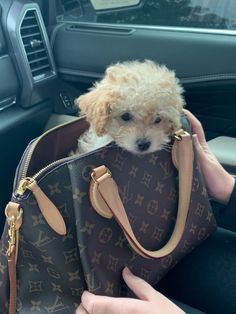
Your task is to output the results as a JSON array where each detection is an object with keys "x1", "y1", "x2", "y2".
[{"x1": 73, "y1": 60, "x2": 185, "y2": 155}]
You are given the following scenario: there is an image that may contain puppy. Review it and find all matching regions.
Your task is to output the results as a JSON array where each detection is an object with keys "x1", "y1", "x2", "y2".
[{"x1": 73, "y1": 60, "x2": 185, "y2": 155}]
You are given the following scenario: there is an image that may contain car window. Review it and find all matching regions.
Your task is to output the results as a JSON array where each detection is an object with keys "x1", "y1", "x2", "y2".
[{"x1": 56, "y1": 0, "x2": 236, "y2": 31}]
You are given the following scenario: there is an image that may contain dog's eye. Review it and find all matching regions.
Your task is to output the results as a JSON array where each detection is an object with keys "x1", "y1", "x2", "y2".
[
  {"x1": 121, "y1": 113, "x2": 132, "y2": 122},
  {"x1": 154, "y1": 116, "x2": 162, "y2": 124}
]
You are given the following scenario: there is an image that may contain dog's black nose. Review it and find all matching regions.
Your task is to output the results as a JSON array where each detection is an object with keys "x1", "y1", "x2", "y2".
[{"x1": 136, "y1": 138, "x2": 151, "y2": 152}]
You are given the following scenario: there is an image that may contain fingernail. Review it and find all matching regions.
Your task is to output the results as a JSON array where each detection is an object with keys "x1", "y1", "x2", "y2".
[
  {"x1": 123, "y1": 267, "x2": 132, "y2": 276},
  {"x1": 83, "y1": 290, "x2": 93, "y2": 295},
  {"x1": 82, "y1": 290, "x2": 93, "y2": 300}
]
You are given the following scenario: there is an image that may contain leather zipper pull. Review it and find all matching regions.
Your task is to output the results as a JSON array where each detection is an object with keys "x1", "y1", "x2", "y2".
[{"x1": 17, "y1": 178, "x2": 66, "y2": 235}]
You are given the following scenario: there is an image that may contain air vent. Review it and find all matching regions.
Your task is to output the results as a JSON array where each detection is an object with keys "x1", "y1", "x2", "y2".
[{"x1": 20, "y1": 9, "x2": 54, "y2": 81}]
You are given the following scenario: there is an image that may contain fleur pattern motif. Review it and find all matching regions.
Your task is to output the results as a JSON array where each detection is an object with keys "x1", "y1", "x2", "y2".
[{"x1": 0, "y1": 141, "x2": 216, "y2": 313}]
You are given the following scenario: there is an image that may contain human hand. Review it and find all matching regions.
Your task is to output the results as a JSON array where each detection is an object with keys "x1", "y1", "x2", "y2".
[
  {"x1": 76, "y1": 267, "x2": 185, "y2": 314},
  {"x1": 184, "y1": 109, "x2": 234, "y2": 204}
]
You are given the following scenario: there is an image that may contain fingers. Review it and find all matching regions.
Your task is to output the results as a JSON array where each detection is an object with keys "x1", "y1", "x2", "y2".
[
  {"x1": 122, "y1": 267, "x2": 157, "y2": 301},
  {"x1": 76, "y1": 304, "x2": 89, "y2": 314},
  {"x1": 78, "y1": 269, "x2": 186, "y2": 314},
  {"x1": 122, "y1": 268, "x2": 185, "y2": 314},
  {"x1": 183, "y1": 109, "x2": 206, "y2": 144},
  {"x1": 192, "y1": 134, "x2": 204, "y2": 155},
  {"x1": 81, "y1": 290, "x2": 147, "y2": 314}
]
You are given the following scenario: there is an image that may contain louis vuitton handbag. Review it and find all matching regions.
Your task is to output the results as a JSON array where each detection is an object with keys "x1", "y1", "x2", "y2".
[{"x1": 0, "y1": 115, "x2": 217, "y2": 314}]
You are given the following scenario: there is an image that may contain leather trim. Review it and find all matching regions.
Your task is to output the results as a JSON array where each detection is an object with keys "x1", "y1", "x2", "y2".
[
  {"x1": 29, "y1": 181, "x2": 67, "y2": 235},
  {"x1": 8, "y1": 253, "x2": 16, "y2": 314}
]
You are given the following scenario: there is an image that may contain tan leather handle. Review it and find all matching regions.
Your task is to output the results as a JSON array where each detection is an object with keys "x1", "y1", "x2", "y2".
[{"x1": 90, "y1": 132, "x2": 194, "y2": 259}]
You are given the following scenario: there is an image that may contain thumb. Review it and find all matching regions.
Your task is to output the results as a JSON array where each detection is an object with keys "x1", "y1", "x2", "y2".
[
  {"x1": 122, "y1": 267, "x2": 157, "y2": 301},
  {"x1": 192, "y1": 134, "x2": 206, "y2": 161}
]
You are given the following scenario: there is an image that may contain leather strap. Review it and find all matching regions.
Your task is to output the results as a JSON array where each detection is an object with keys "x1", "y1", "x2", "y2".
[
  {"x1": 8, "y1": 251, "x2": 17, "y2": 314},
  {"x1": 90, "y1": 132, "x2": 194, "y2": 259}
]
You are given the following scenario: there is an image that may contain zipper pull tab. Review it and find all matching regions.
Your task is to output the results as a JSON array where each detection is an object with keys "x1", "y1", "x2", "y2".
[
  {"x1": 17, "y1": 177, "x2": 32, "y2": 195},
  {"x1": 7, "y1": 220, "x2": 16, "y2": 257},
  {"x1": 17, "y1": 178, "x2": 67, "y2": 235},
  {"x1": 5, "y1": 202, "x2": 23, "y2": 257}
]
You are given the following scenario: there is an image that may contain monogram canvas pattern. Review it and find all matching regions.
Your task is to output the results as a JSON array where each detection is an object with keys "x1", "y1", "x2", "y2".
[{"x1": 0, "y1": 142, "x2": 217, "y2": 313}]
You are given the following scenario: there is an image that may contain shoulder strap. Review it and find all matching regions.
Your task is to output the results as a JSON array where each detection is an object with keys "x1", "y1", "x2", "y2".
[{"x1": 90, "y1": 132, "x2": 194, "y2": 259}]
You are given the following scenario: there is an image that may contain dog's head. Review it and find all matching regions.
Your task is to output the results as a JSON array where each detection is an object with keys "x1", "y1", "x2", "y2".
[{"x1": 76, "y1": 60, "x2": 185, "y2": 154}]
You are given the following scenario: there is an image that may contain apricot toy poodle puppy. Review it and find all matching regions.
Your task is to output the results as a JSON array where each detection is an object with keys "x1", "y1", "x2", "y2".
[{"x1": 73, "y1": 60, "x2": 185, "y2": 155}]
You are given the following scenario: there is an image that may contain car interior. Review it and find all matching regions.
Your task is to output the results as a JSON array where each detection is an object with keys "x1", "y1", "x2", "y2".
[{"x1": 0, "y1": 0, "x2": 236, "y2": 313}]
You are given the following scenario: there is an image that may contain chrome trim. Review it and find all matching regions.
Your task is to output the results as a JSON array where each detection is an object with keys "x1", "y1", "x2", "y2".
[
  {"x1": 59, "y1": 67, "x2": 103, "y2": 79},
  {"x1": 181, "y1": 74, "x2": 236, "y2": 84},
  {"x1": 0, "y1": 54, "x2": 9, "y2": 61},
  {"x1": 65, "y1": 21, "x2": 236, "y2": 36},
  {"x1": 0, "y1": 96, "x2": 16, "y2": 112}
]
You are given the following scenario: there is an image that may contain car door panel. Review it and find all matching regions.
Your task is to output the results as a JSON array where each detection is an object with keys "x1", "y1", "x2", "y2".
[
  {"x1": 52, "y1": 23, "x2": 236, "y2": 140},
  {"x1": 0, "y1": 55, "x2": 18, "y2": 104},
  {"x1": 53, "y1": 24, "x2": 236, "y2": 80}
]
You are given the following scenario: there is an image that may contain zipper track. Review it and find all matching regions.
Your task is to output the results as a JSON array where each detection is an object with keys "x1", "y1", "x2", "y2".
[
  {"x1": 19, "y1": 116, "x2": 84, "y2": 181},
  {"x1": 32, "y1": 155, "x2": 73, "y2": 180}
]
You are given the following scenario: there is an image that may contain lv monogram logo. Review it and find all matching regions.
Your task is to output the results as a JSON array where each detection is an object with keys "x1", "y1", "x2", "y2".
[
  {"x1": 28, "y1": 280, "x2": 42, "y2": 293},
  {"x1": 85, "y1": 269, "x2": 101, "y2": 292},
  {"x1": 147, "y1": 200, "x2": 159, "y2": 215},
  {"x1": 30, "y1": 231, "x2": 56, "y2": 252},
  {"x1": 71, "y1": 287, "x2": 84, "y2": 296},
  {"x1": 0, "y1": 262, "x2": 7, "y2": 274},
  {"x1": 198, "y1": 228, "x2": 207, "y2": 241},
  {"x1": 160, "y1": 161, "x2": 173, "y2": 179},
  {"x1": 105, "y1": 282, "x2": 114, "y2": 295},
  {"x1": 63, "y1": 248, "x2": 79, "y2": 264},
  {"x1": 119, "y1": 181, "x2": 133, "y2": 204},
  {"x1": 141, "y1": 171, "x2": 152, "y2": 188},
  {"x1": 134, "y1": 194, "x2": 144, "y2": 206},
  {"x1": 31, "y1": 214, "x2": 45, "y2": 226},
  {"x1": 155, "y1": 181, "x2": 164, "y2": 194},
  {"x1": 112, "y1": 153, "x2": 125, "y2": 170},
  {"x1": 30, "y1": 300, "x2": 41, "y2": 311},
  {"x1": 45, "y1": 296, "x2": 69, "y2": 313},
  {"x1": 82, "y1": 165, "x2": 96, "y2": 182},
  {"x1": 149, "y1": 153, "x2": 158, "y2": 165},
  {"x1": 47, "y1": 267, "x2": 61, "y2": 279},
  {"x1": 99, "y1": 228, "x2": 113, "y2": 244},
  {"x1": 129, "y1": 165, "x2": 138, "y2": 177},
  {"x1": 107, "y1": 255, "x2": 119, "y2": 272},
  {"x1": 192, "y1": 177, "x2": 200, "y2": 192}
]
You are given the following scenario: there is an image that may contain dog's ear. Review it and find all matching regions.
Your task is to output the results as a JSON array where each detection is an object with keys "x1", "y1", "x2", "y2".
[
  {"x1": 157, "y1": 65, "x2": 185, "y2": 112},
  {"x1": 75, "y1": 88, "x2": 113, "y2": 136}
]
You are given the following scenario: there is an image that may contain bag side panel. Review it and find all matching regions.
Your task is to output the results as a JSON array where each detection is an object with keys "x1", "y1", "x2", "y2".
[{"x1": 1, "y1": 163, "x2": 86, "y2": 314}]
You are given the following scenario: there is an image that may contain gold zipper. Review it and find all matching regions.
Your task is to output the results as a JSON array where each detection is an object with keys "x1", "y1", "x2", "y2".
[
  {"x1": 18, "y1": 115, "x2": 84, "y2": 186},
  {"x1": 16, "y1": 156, "x2": 71, "y2": 196},
  {"x1": 21, "y1": 141, "x2": 38, "y2": 180}
]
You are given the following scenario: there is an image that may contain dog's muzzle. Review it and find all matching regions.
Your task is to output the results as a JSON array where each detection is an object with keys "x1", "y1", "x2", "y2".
[{"x1": 136, "y1": 138, "x2": 151, "y2": 152}]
